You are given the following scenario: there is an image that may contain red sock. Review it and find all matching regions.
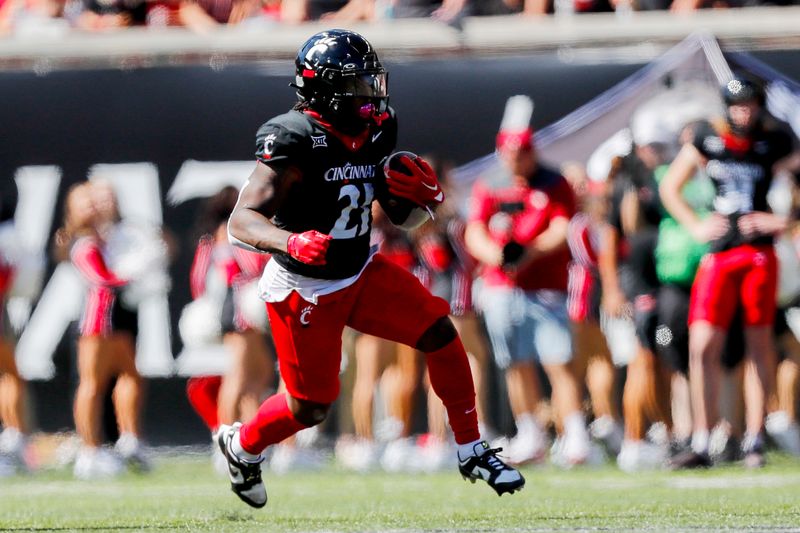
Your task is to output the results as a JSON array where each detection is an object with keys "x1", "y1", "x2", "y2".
[
  {"x1": 186, "y1": 376, "x2": 222, "y2": 432},
  {"x1": 239, "y1": 393, "x2": 308, "y2": 455},
  {"x1": 425, "y1": 336, "x2": 480, "y2": 444}
]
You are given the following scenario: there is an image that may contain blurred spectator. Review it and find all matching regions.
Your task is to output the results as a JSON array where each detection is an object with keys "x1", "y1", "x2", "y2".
[
  {"x1": 561, "y1": 162, "x2": 624, "y2": 458},
  {"x1": 280, "y1": 0, "x2": 373, "y2": 23},
  {"x1": 596, "y1": 112, "x2": 674, "y2": 472},
  {"x1": 0, "y1": 0, "x2": 69, "y2": 36},
  {"x1": 0, "y1": 179, "x2": 30, "y2": 476},
  {"x1": 55, "y1": 183, "x2": 140, "y2": 479},
  {"x1": 188, "y1": 187, "x2": 273, "y2": 429},
  {"x1": 661, "y1": 75, "x2": 796, "y2": 469},
  {"x1": 465, "y1": 96, "x2": 592, "y2": 466},
  {"x1": 336, "y1": 205, "x2": 423, "y2": 473},
  {"x1": 183, "y1": 186, "x2": 275, "y2": 470},
  {"x1": 75, "y1": 0, "x2": 146, "y2": 30}
]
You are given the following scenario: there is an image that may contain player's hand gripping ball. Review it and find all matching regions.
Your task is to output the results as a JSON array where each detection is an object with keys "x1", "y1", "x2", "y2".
[{"x1": 383, "y1": 151, "x2": 444, "y2": 208}]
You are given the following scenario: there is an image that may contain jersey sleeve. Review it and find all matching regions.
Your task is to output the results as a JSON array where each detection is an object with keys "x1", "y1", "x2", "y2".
[
  {"x1": 467, "y1": 180, "x2": 494, "y2": 225},
  {"x1": 691, "y1": 121, "x2": 717, "y2": 158},
  {"x1": 189, "y1": 236, "x2": 213, "y2": 299},
  {"x1": 70, "y1": 237, "x2": 126, "y2": 288},
  {"x1": 255, "y1": 118, "x2": 307, "y2": 167}
]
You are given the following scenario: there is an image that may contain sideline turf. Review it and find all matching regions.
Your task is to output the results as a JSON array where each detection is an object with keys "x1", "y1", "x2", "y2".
[{"x1": 1, "y1": 454, "x2": 799, "y2": 531}]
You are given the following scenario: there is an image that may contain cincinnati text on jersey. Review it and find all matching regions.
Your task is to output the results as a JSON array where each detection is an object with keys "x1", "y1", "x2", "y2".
[{"x1": 323, "y1": 163, "x2": 377, "y2": 182}]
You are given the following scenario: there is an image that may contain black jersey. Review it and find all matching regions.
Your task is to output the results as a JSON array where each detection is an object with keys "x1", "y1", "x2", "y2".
[
  {"x1": 255, "y1": 109, "x2": 398, "y2": 279},
  {"x1": 692, "y1": 121, "x2": 793, "y2": 251}
]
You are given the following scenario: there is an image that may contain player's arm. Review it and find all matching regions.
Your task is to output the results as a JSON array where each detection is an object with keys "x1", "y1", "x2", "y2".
[
  {"x1": 71, "y1": 238, "x2": 126, "y2": 288},
  {"x1": 660, "y1": 142, "x2": 729, "y2": 243},
  {"x1": 228, "y1": 162, "x2": 331, "y2": 265},
  {"x1": 596, "y1": 223, "x2": 628, "y2": 317},
  {"x1": 464, "y1": 221, "x2": 503, "y2": 267},
  {"x1": 515, "y1": 215, "x2": 569, "y2": 268}
]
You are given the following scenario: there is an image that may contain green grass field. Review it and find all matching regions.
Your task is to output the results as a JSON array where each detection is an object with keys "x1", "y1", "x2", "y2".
[{"x1": 2, "y1": 452, "x2": 800, "y2": 532}]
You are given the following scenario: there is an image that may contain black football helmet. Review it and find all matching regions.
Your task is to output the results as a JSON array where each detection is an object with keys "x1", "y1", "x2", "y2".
[
  {"x1": 293, "y1": 29, "x2": 389, "y2": 129},
  {"x1": 722, "y1": 74, "x2": 765, "y2": 107},
  {"x1": 722, "y1": 74, "x2": 765, "y2": 135}
]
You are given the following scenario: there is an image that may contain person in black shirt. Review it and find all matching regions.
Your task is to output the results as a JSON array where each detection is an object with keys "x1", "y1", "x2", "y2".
[
  {"x1": 661, "y1": 75, "x2": 796, "y2": 468},
  {"x1": 597, "y1": 122, "x2": 673, "y2": 472},
  {"x1": 214, "y1": 29, "x2": 523, "y2": 508}
]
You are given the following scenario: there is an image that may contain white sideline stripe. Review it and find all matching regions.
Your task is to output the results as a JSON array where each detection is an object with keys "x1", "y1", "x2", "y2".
[
  {"x1": 547, "y1": 474, "x2": 800, "y2": 491},
  {"x1": 668, "y1": 475, "x2": 800, "y2": 490},
  {"x1": 0, "y1": 483, "x2": 221, "y2": 498}
]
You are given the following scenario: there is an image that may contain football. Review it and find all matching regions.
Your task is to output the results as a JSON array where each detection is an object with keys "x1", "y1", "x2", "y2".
[
  {"x1": 381, "y1": 150, "x2": 421, "y2": 209},
  {"x1": 377, "y1": 151, "x2": 421, "y2": 224}
]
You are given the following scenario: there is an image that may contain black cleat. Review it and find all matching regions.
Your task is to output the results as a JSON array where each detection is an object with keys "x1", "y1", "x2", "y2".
[
  {"x1": 458, "y1": 441, "x2": 525, "y2": 496},
  {"x1": 668, "y1": 449, "x2": 712, "y2": 470},
  {"x1": 217, "y1": 423, "x2": 267, "y2": 508}
]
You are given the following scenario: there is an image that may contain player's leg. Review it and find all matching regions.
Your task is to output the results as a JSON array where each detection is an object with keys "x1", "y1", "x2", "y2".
[
  {"x1": 531, "y1": 291, "x2": 590, "y2": 466},
  {"x1": 73, "y1": 335, "x2": 124, "y2": 479},
  {"x1": 74, "y1": 336, "x2": 114, "y2": 448},
  {"x1": 767, "y1": 325, "x2": 800, "y2": 455},
  {"x1": 110, "y1": 331, "x2": 149, "y2": 471},
  {"x1": 218, "y1": 289, "x2": 350, "y2": 508},
  {"x1": 336, "y1": 332, "x2": 392, "y2": 471},
  {"x1": 481, "y1": 285, "x2": 546, "y2": 465},
  {"x1": 739, "y1": 246, "x2": 778, "y2": 467},
  {"x1": 217, "y1": 332, "x2": 247, "y2": 426},
  {"x1": 0, "y1": 339, "x2": 24, "y2": 432},
  {"x1": 238, "y1": 330, "x2": 274, "y2": 422},
  {"x1": 186, "y1": 375, "x2": 223, "y2": 432},
  {"x1": 671, "y1": 251, "x2": 738, "y2": 468},
  {"x1": 349, "y1": 256, "x2": 524, "y2": 495},
  {"x1": 451, "y1": 312, "x2": 492, "y2": 437},
  {"x1": 0, "y1": 337, "x2": 28, "y2": 469}
]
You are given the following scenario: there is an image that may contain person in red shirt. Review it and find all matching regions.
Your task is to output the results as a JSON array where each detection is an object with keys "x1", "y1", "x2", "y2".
[{"x1": 465, "y1": 120, "x2": 591, "y2": 466}]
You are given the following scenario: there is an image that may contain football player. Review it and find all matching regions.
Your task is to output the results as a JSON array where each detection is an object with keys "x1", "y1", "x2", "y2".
[
  {"x1": 662, "y1": 75, "x2": 797, "y2": 468},
  {"x1": 216, "y1": 29, "x2": 523, "y2": 508}
]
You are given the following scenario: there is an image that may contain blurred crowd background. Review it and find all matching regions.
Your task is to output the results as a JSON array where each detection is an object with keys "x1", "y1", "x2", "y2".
[
  {"x1": 1, "y1": 11, "x2": 800, "y2": 480},
  {"x1": 1, "y1": 0, "x2": 798, "y2": 38}
]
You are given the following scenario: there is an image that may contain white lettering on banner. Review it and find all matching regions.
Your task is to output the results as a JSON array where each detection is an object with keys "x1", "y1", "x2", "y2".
[
  {"x1": 16, "y1": 263, "x2": 84, "y2": 380},
  {"x1": 324, "y1": 163, "x2": 376, "y2": 182},
  {"x1": 12, "y1": 166, "x2": 63, "y2": 380},
  {"x1": 166, "y1": 160, "x2": 254, "y2": 206}
]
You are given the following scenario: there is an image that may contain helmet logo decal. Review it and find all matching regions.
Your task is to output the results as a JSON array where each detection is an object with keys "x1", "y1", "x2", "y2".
[
  {"x1": 727, "y1": 79, "x2": 743, "y2": 96},
  {"x1": 263, "y1": 134, "x2": 276, "y2": 157},
  {"x1": 311, "y1": 135, "x2": 327, "y2": 149}
]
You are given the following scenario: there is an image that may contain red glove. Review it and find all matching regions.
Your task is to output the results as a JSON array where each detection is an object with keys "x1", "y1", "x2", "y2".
[
  {"x1": 287, "y1": 230, "x2": 332, "y2": 265},
  {"x1": 385, "y1": 155, "x2": 445, "y2": 207}
]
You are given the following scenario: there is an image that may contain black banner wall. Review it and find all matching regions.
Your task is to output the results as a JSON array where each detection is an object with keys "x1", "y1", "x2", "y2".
[{"x1": 2, "y1": 49, "x2": 798, "y2": 444}]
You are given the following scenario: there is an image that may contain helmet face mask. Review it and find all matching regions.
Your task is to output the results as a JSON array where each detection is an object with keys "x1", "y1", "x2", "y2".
[{"x1": 294, "y1": 30, "x2": 389, "y2": 130}]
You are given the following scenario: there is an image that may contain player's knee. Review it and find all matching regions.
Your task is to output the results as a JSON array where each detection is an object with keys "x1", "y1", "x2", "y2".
[
  {"x1": 287, "y1": 396, "x2": 331, "y2": 427},
  {"x1": 416, "y1": 316, "x2": 457, "y2": 353}
]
